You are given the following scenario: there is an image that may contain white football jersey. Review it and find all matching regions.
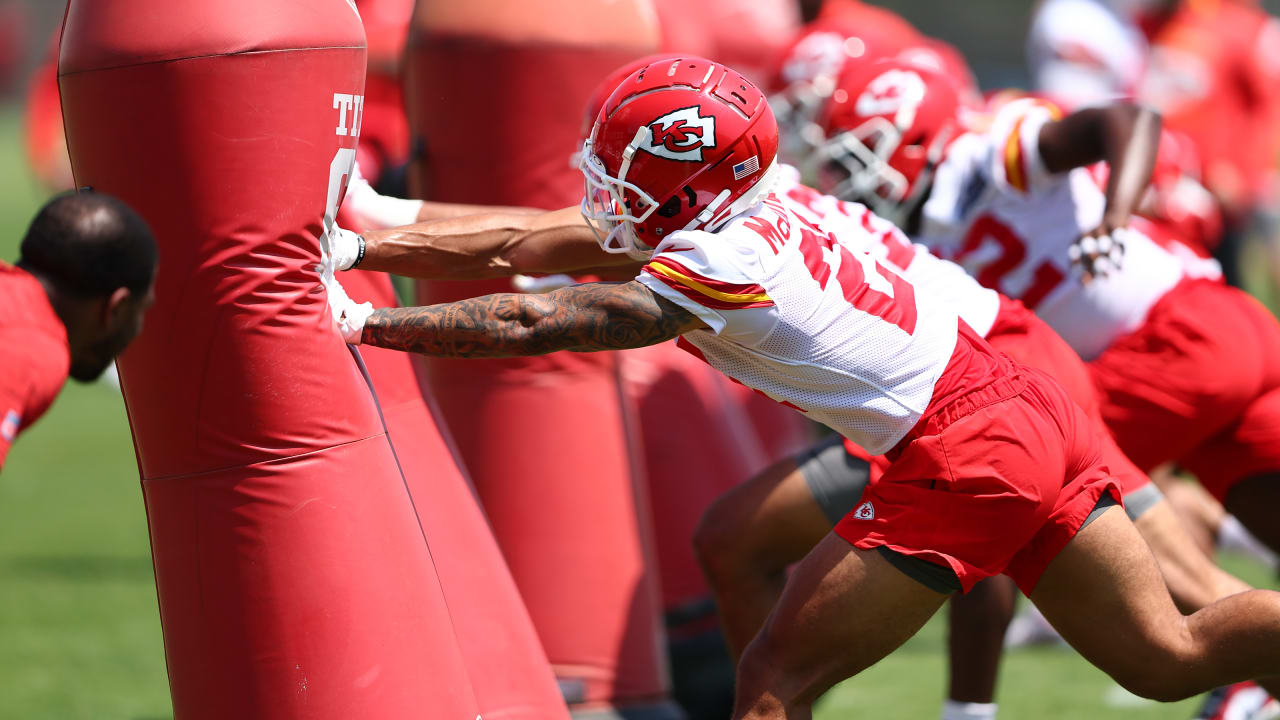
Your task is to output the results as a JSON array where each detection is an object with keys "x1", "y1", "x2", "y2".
[
  {"x1": 916, "y1": 98, "x2": 1184, "y2": 359},
  {"x1": 635, "y1": 194, "x2": 960, "y2": 454},
  {"x1": 776, "y1": 165, "x2": 1002, "y2": 337}
]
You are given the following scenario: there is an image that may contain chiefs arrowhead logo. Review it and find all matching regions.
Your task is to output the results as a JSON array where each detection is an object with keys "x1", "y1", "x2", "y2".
[
  {"x1": 853, "y1": 501, "x2": 875, "y2": 520},
  {"x1": 642, "y1": 106, "x2": 717, "y2": 162}
]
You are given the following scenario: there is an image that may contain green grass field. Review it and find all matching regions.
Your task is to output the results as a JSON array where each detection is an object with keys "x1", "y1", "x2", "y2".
[{"x1": 0, "y1": 104, "x2": 1274, "y2": 719}]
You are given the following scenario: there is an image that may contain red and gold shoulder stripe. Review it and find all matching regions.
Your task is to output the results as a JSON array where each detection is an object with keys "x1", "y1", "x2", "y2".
[
  {"x1": 1002, "y1": 99, "x2": 1064, "y2": 194},
  {"x1": 643, "y1": 257, "x2": 775, "y2": 310}
]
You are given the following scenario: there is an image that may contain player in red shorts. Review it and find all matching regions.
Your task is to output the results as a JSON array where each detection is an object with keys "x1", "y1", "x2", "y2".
[
  {"x1": 324, "y1": 57, "x2": 1280, "y2": 717},
  {"x1": 0, "y1": 192, "x2": 157, "y2": 468},
  {"x1": 690, "y1": 167, "x2": 1254, "y2": 720},
  {"x1": 327, "y1": 52, "x2": 1265, "y2": 714},
  {"x1": 821, "y1": 57, "x2": 1280, "y2": 556}
]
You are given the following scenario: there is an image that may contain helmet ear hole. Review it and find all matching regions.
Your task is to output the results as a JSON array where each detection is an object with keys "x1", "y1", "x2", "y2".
[{"x1": 656, "y1": 195, "x2": 682, "y2": 218}]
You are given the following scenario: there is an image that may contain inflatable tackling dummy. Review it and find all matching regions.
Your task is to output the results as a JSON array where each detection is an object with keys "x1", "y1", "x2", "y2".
[
  {"x1": 406, "y1": 0, "x2": 681, "y2": 716},
  {"x1": 60, "y1": 1, "x2": 563, "y2": 717}
]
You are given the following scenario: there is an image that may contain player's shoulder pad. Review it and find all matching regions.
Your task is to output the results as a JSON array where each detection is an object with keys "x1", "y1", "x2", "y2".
[
  {"x1": 641, "y1": 226, "x2": 775, "y2": 312},
  {"x1": 987, "y1": 97, "x2": 1064, "y2": 195}
]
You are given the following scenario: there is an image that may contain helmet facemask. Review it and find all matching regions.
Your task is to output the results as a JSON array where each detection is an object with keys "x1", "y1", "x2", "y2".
[
  {"x1": 579, "y1": 131, "x2": 661, "y2": 261},
  {"x1": 771, "y1": 74, "x2": 837, "y2": 166},
  {"x1": 813, "y1": 115, "x2": 949, "y2": 229},
  {"x1": 579, "y1": 59, "x2": 781, "y2": 259}
]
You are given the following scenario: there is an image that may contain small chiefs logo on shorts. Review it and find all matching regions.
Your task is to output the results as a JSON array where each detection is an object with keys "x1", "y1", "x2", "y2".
[
  {"x1": 853, "y1": 501, "x2": 875, "y2": 520},
  {"x1": 642, "y1": 106, "x2": 717, "y2": 162}
]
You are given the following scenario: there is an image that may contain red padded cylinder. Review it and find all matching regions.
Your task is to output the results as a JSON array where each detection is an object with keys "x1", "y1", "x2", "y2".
[
  {"x1": 59, "y1": 2, "x2": 515, "y2": 717},
  {"x1": 620, "y1": 343, "x2": 765, "y2": 617},
  {"x1": 404, "y1": 0, "x2": 680, "y2": 714},
  {"x1": 339, "y1": 268, "x2": 570, "y2": 720}
]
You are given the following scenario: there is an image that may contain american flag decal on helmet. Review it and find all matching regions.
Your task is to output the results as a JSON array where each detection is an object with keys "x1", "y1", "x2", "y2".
[{"x1": 732, "y1": 156, "x2": 760, "y2": 180}]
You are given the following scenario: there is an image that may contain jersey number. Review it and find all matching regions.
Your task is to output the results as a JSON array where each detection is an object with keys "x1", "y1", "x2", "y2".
[
  {"x1": 953, "y1": 214, "x2": 1063, "y2": 310},
  {"x1": 793, "y1": 213, "x2": 918, "y2": 334}
]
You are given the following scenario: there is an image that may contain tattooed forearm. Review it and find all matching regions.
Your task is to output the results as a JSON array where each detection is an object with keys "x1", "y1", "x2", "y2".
[{"x1": 361, "y1": 280, "x2": 705, "y2": 357}]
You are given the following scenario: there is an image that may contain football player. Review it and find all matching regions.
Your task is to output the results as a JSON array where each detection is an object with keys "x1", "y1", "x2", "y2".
[
  {"x1": 324, "y1": 57, "x2": 1280, "y2": 718},
  {"x1": 768, "y1": 4, "x2": 977, "y2": 168},
  {"x1": 819, "y1": 57, "x2": 1280, "y2": 556},
  {"x1": 329, "y1": 51, "x2": 1270, "y2": 716},
  {"x1": 0, "y1": 191, "x2": 156, "y2": 468}
]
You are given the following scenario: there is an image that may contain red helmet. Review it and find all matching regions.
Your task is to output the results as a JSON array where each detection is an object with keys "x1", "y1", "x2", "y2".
[
  {"x1": 580, "y1": 57, "x2": 780, "y2": 259},
  {"x1": 815, "y1": 58, "x2": 962, "y2": 227},
  {"x1": 580, "y1": 54, "x2": 685, "y2": 143},
  {"x1": 768, "y1": 28, "x2": 901, "y2": 165},
  {"x1": 895, "y1": 39, "x2": 981, "y2": 108}
]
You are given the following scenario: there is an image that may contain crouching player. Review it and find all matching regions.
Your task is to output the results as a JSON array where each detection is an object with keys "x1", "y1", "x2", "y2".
[
  {"x1": 689, "y1": 161, "x2": 1259, "y2": 702},
  {"x1": 327, "y1": 58, "x2": 1280, "y2": 718},
  {"x1": 1, "y1": 191, "x2": 156, "y2": 468}
]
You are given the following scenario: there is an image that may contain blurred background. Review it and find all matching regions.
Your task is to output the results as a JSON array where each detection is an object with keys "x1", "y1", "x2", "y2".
[{"x1": 1, "y1": 1, "x2": 1279, "y2": 718}]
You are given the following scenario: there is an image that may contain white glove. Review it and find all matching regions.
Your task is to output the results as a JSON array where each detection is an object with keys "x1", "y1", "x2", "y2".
[
  {"x1": 342, "y1": 162, "x2": 425, "y2": 231},
  {"x1": 1068, "y1": 227, "x2": 1127, "y2": 280},
  {"x1": 317, "y1": 216, "x2": 372, "y2": 342},
  {"x1": 328, "y1": 226, "x2": 365, "y2": 272},
  {"x1": 322, "y1": 273, "x2": 374, "y2": 344}
]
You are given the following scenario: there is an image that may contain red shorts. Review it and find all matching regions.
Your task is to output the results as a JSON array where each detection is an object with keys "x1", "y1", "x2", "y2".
[
  {"x1": 1090, "y1": 279, "x2": 1280, "y2": 500},
  {"x1": 987, "y1": 296, "x2": 1151, "y2": 498},
  {"x1": 836, "y1": 333, "x2": 1121, "y2": 595}
]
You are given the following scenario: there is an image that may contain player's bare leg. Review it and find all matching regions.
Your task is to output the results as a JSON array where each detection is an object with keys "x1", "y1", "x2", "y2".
[
  {"x1": 1031, "y1": 506, "x2": 1280, "y2": 701},
  {"x1": 1161, "y1": 477, "x2": 1222, "y2": 556},
  {"x1": 732, "y1": 533, "x2": 950, "y2": 720},
  {"x1": 694, "y1": 456, "x2": 832, "y2": 661},
  {"x1": 947, "y1": 576, "x2": 1017, "y2": 705},
  {"x1": 1133, "y1": 499, "x2": 1250, "y2": 611}
]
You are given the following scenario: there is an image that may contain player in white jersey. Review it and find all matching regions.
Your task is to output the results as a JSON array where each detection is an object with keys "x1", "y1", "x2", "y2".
[
  {"x1": 819, "y1": 56, "x2": 1280, "y2": 553},
  {"x1": 694, "y1": 162, "x2": 1265, "y2": 720},
  {"x1": 817, "y1": 59, "x2": 1181, "y2": 360},
  {"x1": 324, "y1": 57, "x2": 1280, "y2": 719}
]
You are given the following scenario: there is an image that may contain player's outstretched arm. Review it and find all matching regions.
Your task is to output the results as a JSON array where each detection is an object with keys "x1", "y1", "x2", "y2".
[
  {"x1": 1038, "y1": 102, "x2": 1162, "y2": 229},
  {"x1": 414, "y1": 200, "x2": 542, "y2": 222},
  {"x1": 351, "y1": 206, "x2": 638, "y2": 280},
  {"x1": 358, "y1": 280, "x2": 706, "y2": 357},
  {"x1": 1039, "y1": 102, "x2": 1161, "y2": 278}
]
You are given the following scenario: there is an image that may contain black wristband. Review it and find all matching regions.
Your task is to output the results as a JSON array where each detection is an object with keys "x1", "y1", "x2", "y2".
[{"x1": 351, "y1": 234, "x2": 367, "y2": 269}]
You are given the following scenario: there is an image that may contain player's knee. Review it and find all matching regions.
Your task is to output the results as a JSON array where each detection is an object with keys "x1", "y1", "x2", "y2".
[
  {"x1": 693, "y1": 496, "x2": 759, "y2": 584},
  {"x1": 696, "y1": 497, "x2": 747, "y2": 579},
  {"x1": 1104, "y1": 624, "x2": 1200, "y2": 702}
]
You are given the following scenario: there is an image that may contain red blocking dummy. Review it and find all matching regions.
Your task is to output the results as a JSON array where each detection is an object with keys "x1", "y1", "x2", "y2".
[
  {"x1": 338, "y1": 263, "x2": 570, "y2": 720},
  {"x1": 405, "y1": 1, "x2": 680, "y2": 714},
  {"x1": 620, "y1": 343, "x2": 764, "y2": 623},
  {"x1": 60, "y1": 2, "x2": 487, "y2": 717}
]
